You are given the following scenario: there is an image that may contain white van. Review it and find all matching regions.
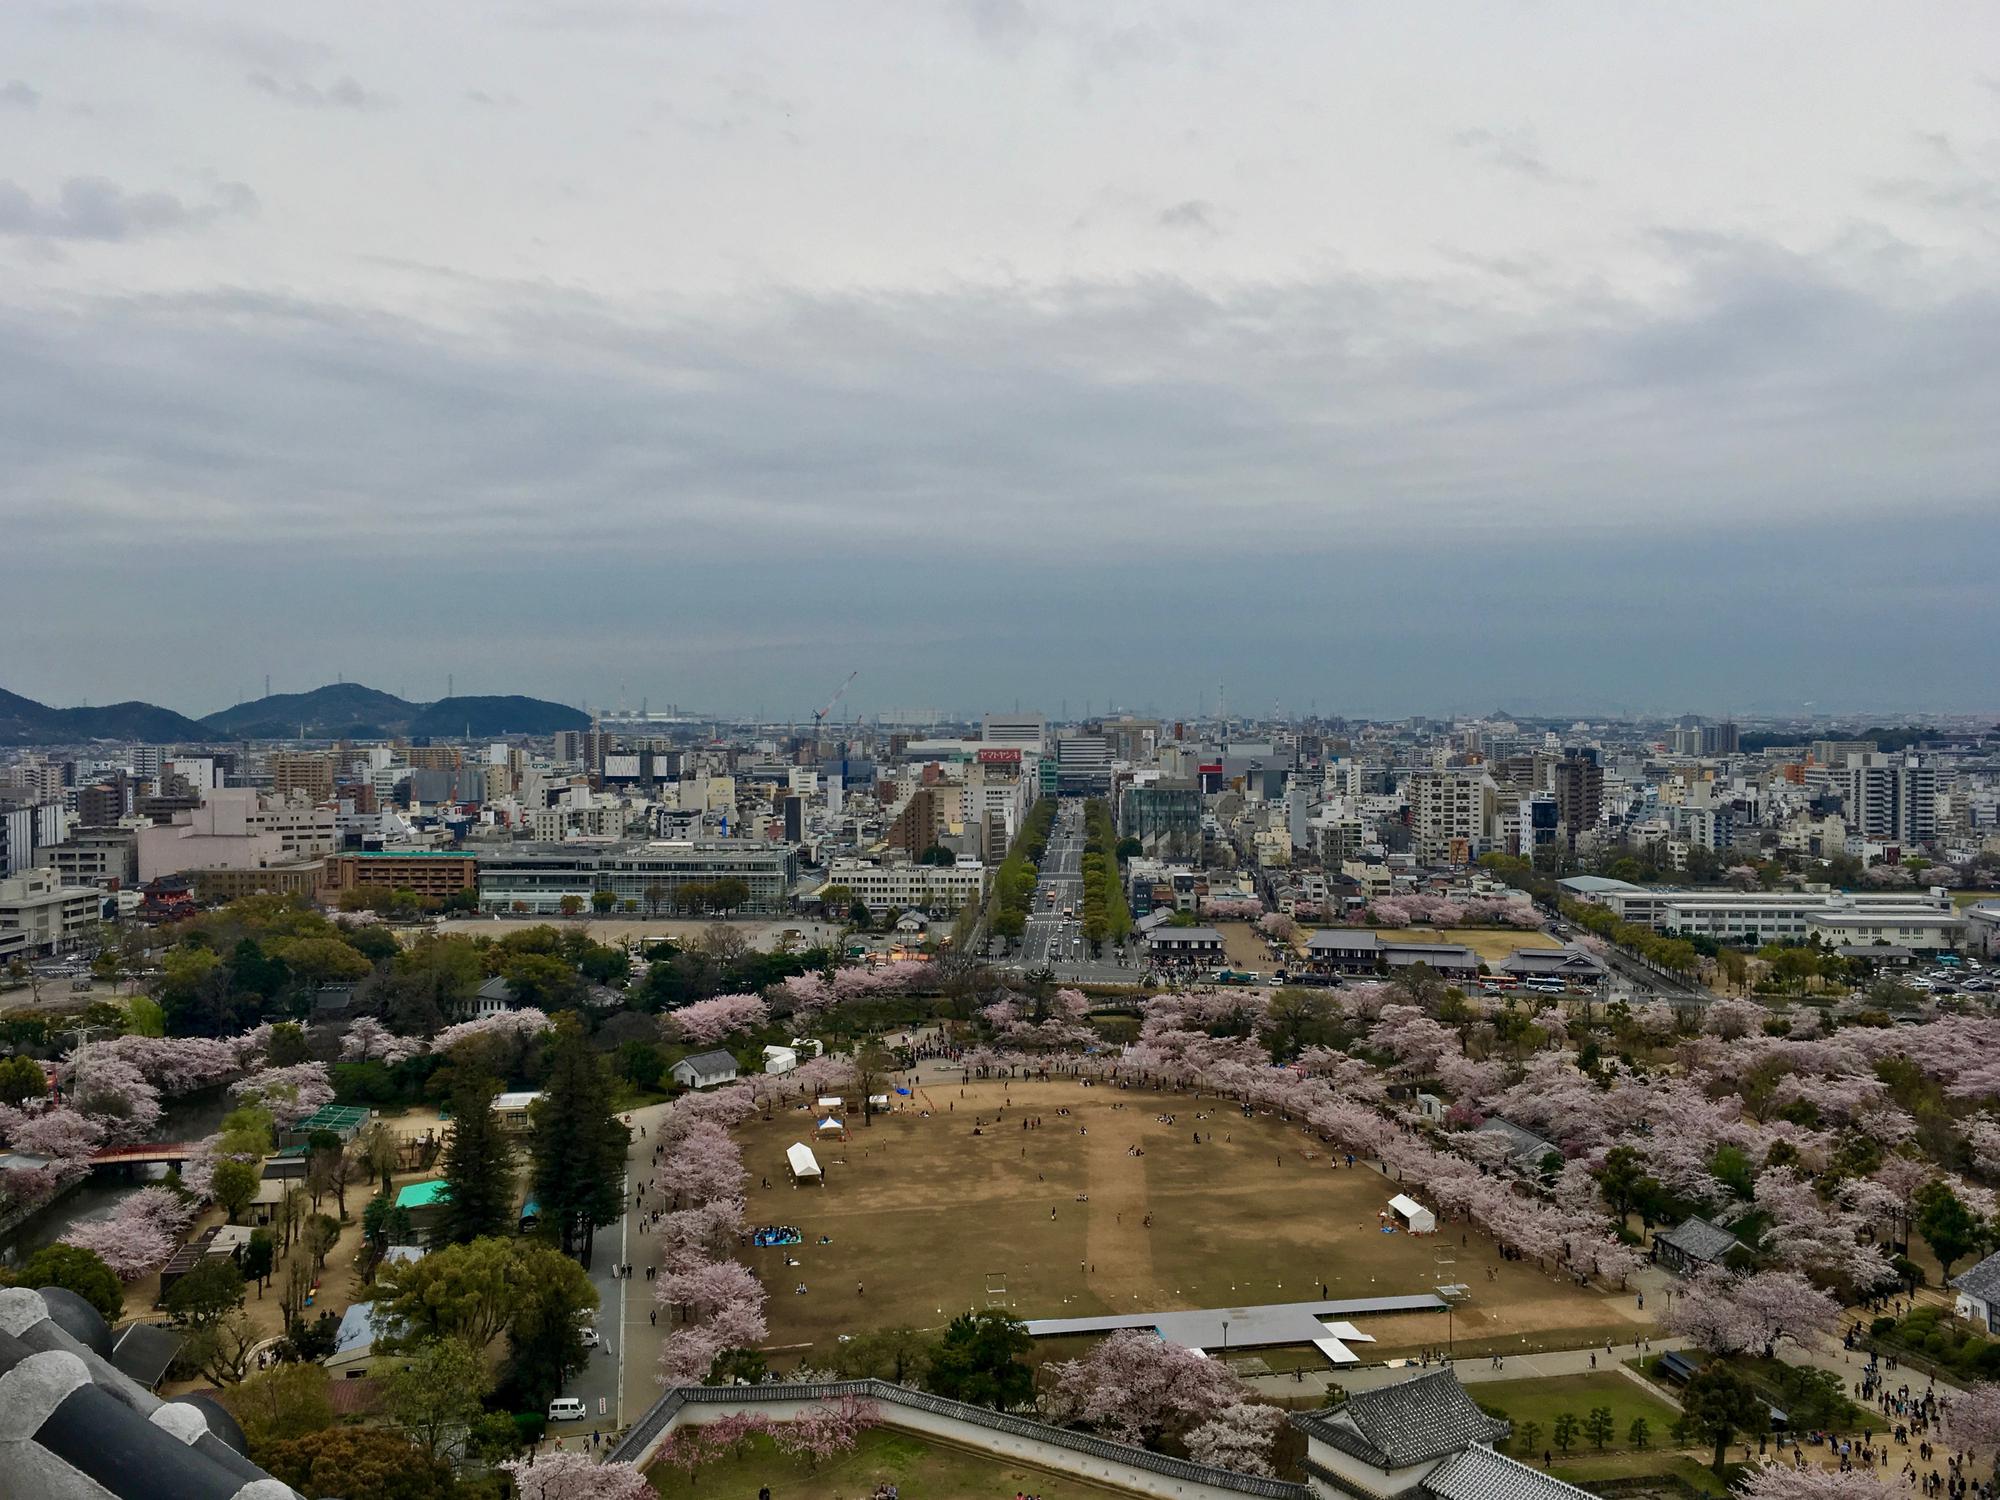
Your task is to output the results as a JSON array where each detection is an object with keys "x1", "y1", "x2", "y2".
[{"x1": 548, "y1": 1398, "x2": 587, "y2": 1423}]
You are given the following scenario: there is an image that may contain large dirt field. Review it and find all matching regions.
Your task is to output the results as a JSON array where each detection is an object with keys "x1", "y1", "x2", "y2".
[
  {"x1": 727, "y1": 1077, "x2": 1645, "y2": 1369},
  {"x1": 437, "y1": 916, "x2": 844, "y2": 951}
]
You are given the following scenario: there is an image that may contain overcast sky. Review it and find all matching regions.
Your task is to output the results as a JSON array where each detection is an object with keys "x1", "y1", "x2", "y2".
[{"x1": 4, "y1": 2, "x2": 1997, "y2": 722}]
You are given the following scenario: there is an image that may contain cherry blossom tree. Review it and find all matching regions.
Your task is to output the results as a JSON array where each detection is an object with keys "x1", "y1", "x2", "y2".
[
  {"x1": 1185, "y1": 1402, "x2": 1286, "y2": 1476},
  {"x1": 80, "y1": 1035, "x2": 241, "y2": 1094},
  {"x1": 1045, "y1": 1330, "x2": 1248, "y2": 1447},
  {"x1": 1940, "y1": 1382, "x2": 2000, "y2": 1463},
  {"x1": 0, "y1": 1104, "x2": 107, "y2": 1164},
  {"x1": 340, "y1": 1016, "x2": 423, "y2": 1065},
  {"x1": 1966, "y1": 1114, "x2": 2000, "y2": 1177},
  {"x1": 61, "y1": 1052, "x2": 162, "y2": 1142},
  {"x1": 659, "y1": 1323, "x2": 724, "y2": 1384},
  {"x1": 61, "y1": 1184, "x2": 198, "y2": 1279},
  {"x1": 429, "y1": 1007, "x2": 554, "y2": 1055},
  {"x1": 1665, "y1": 1270, "x2": 1838, "y2": 1356},
  {"x1": 1704, "y1": 997, "x2": 1766, "y2": 1041},
  {"x1": 1366, "y1": 1006, "x2": 1457, "y2": 1076},
  {"x1": 664, "y1": 993, "x2": 770, "y2": 1046},
  {"x1": 501, "y1": 1452, "x2": 654, "y2": 1500},
  {"x1": 656, "y1": 1123, "x2": 746, "y2": 1207},
  {"x1": 769, "y1": 1394, "x2": 879, "y2": 1468},
  {"x1": 1738, "y1": 1465, "x2": 1890, "y2": 1498},
  {"x1": 1255, "y1": 913, "x2": 1298, "y2": 943},
  {"x1": 228, "y1": 1063, "x2": 335, "y2": 1126}
]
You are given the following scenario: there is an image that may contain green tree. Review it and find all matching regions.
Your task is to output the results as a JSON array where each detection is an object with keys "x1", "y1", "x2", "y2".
[
  {"x1": 265, "y1": 1021, "x2": 311, "y2": 1067},
  {"x1": 272, "y1": 937, "x2": 372, "y2": 989},
  {"x1": 219, "y1": 1104, "x2": 276, "y2": 1160},
  {"x1": 244, "y1": 1229, "x2": 275, "y2": 1295},
  {"x1": 384, "y1": 1336, "x2": 492, "y2": 1460},
  {"x1": 527, "y1": 1020, "x2": 626, "y2": 1259},
  {"x1": 558, "y1": 894, "x2": 585, "y2": 917},
  {"x1": 590, "y1": 889, "x2": 616, "y2": 914},
  {"x1": 1515, "y1": 1419, "x2": 1543, "y2": 1460},
  {"x1": 213, "y1": 1157, "x2": 263, "y2": 1224},
  {"x1": 924, "y1": 1309, "x2": 1033, "y2": 1409},
  {"x1": 1683, "y1": 1364, "x2": 1769, "y2": 1474},
  {"x1": 261, "y1": 1427, "x2": 455, "y2": 1500},
  {"x1": 500, "y1": 950, "x2": 583, "y2": 1011},
  {"x1": 1583, "y1": 1405, "x2": 1615, "y2": 1451},
  {"x1": 0, "y1": 1053, "x2": 46, "y2": 1106},
  {"x1": 438, "y1": 1075, "x2": 515, "y2": 1245},
  {"x1": 833, "y1": 1325, "x2": 935, "y2": 1383},
  {"x1": 303, "y1": 1213, "x2": 341, "y2": 1270},
  {"x1": 5, "y1": 1244, "x2": 123, "y2": 1322},
  {"x1": 222, "y1": 1360, "x2": 334, "y2": 1450},
  {"x1": 1553, "y1": 1411, "x2": 1579, "y2": 1454},
  {"x1": 1628, "y1": 1416, "x2": 1650, "y2": 1450},
  {"x1": 500, "y1": 1240, "x2": 599, "y2": 1410},
  {"x1": 643, "y1": 883, "x2": 667, "y2": 917},
  {"x1": 166, "y1": 1257, "x2": 246, "y2": 1333},
  {"x1": 1915, "y1": 1181, "x2": 1983, "y2": 1282},
  {"x1": 375, "y1": 1237, "x2": 523, "y2": 1352}
]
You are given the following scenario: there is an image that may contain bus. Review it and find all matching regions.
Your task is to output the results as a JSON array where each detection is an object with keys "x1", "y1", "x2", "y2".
[{"x1": 519, "y1": 1198, "x2": 541, "y2": 1234}]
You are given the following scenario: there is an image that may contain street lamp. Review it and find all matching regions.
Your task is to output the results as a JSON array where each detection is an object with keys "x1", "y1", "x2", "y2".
[{"x1": 1222, "y1": 1320, "x2": 1230, "y2": 1359}]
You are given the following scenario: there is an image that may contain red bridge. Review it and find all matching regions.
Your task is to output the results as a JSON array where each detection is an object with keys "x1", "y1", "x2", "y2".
[{"x1": 88, "y1": 1142, "x2": 200, "y2": 1168}]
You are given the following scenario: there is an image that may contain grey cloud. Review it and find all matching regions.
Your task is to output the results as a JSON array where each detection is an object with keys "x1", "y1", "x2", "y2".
[
  {"x1": 0, "y1": 175, "x2": 254, "y2": 241},
  {"x1": 465, "y1": 88, "x2": 522, "y2": 109},
  {"x1": 1451, "y1": 126, "x2": 1587, "y2": 187},
  {"x1": 247, "y1": 71, "x2": 393, "y2": 110},
  {"x1": 1, "y1": 80, "x2": 39, "y2": 108},
  {"x1": 42, "y1": 2, "x2": 330, "y2": 70},
  {"x1": 2, "y1": 227, "x2": 1996, "y2": 570},
  {"x1": 1156, "y1": 198, "x2": 1217, "y2": 233}
]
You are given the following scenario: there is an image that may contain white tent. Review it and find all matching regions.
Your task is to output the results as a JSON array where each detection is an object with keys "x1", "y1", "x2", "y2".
[
  {"x1": 1387, "y1": 1193, "x2": 1436, "y2": 1234},
  {"x1": 816, "y1": 1096, "x2": 844, "y2": 1110},
  {"x1": 867, "y1": 1094, "x2": 890, "y2": 1110},
  {"x1": 816, "y1": 1116, "x2": 845, "y2": 1135},
  {"x1": 764, "y1": 1046, "x2": 798, "y2": 1076},
  {"x1": 786, "y1": 1141, "x2": 822, "y2": 1184}
]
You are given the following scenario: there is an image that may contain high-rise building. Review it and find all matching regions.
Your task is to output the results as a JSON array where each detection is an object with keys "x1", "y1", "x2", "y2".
[
  {"x1": 270, "y1": 752, "x2": 336, "y2": 804},
  {"x1": 1552, "y1": 752, "x2": 1604, "y2": 850},
  {"x1": 1839, "y1": 753, "x2": 1938, "y2": 845},
  {"x1": 981, "y1": 715, "x2": 1047, "y2": 753},
  {"x1": 1408, "y1": 771, "x2": 1494, "y2": 865},
  {"x1": 886, "y1": 788, "x2": 938, "y2": 856}
]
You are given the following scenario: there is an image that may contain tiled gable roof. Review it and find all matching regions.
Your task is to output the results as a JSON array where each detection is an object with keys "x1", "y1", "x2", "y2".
[
  {"x1": 1294, "y1": 1369, "x2": 1506, "y2": 1468},
  {"x1": 1424, "y1": 1445, "x2": 1597, "y2": 1499}
]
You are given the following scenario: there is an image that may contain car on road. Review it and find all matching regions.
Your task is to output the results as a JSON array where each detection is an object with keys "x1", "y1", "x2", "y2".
[
  {"x1": 548, "y1": 1397, "x2": 587, "y2": 1423},
  {"x1": 578, "y1": 1325, "x2": 599, "y2": 1348}
]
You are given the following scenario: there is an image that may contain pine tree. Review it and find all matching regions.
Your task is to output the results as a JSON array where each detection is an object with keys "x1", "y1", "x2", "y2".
[
  {"x1": 528, "y1": 1020, "x2": 627, "y2": 1259},
  {"x1": 439, "y1": 1075, "x2": 515, "y2": 1244}
]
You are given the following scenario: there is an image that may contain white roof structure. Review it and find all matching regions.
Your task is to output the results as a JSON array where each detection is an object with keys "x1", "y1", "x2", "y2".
[
  {"x1": 816, "y1": 1096, "x2": 844, "y2": 1109},
  {"x1": 785, "y1": 1142, "x2": 821, "y2": 1181},
  {"x1": 1387, "y1": 1194, "x2": 1436, "y2": 1233},
  {"x1": 816, "y1": 1116, "x2": 845, "y2": 1134}
]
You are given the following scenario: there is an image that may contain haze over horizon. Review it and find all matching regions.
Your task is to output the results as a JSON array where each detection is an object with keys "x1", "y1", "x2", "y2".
[{"x1": 5, "y1": 2, "x2": 1998, "y2": 717}]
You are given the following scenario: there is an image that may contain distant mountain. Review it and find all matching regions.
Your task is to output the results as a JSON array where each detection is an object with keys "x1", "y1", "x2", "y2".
[
  {"x1": 406, "y1": 695, "x2": 589, "y2": 737},
  {"x1": 201, "y1": 683, "x2": 419, "y2": 740},
  {"x1": 1, "y1": 680, "x2": 589, "y2": 746},
  {"x1": 0, "y1": 687, "x2": 210, "y2": 747}
]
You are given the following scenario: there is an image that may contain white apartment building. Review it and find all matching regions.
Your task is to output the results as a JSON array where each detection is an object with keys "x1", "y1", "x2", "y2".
[
  {"x1": 1564, "y1": 877, "x2": 1961, "y2": 946},
  {"x1": 1408, "y1": 771, "x2": 1494, "y2": 865},
  {"x1": 0, "y1": 867, "x2": 101, "y2": 956},
  {"x1": 1840, "y1": 753, "x2": 1939, "y2": 845},
  {"x1": 823, "y1": 858, "x2": 986, "y2": 915}
]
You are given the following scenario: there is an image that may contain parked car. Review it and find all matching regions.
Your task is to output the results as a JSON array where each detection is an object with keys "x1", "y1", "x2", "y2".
[{"x1": 548, "y1": 1398, "x2": 587, "y2": 1423}]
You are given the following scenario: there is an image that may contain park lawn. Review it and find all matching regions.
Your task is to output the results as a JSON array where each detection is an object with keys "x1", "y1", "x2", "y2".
[
  {"x1": 728, "y1": 1078, "x2": 1644, "y2": 1371},
  {"x1": 1545, "y1": 1451, "x2": 1731, "y2": 1494},
  {"x1": 1478, "y1": 1372, "x2": 1681, "y2": 1456},
  {"x1": 1363, "y1": 928, "x2": 1562, "y2": 962},
  {"x1": 651, "y1": 1426, "x2": 1142, "y2": 1499}
]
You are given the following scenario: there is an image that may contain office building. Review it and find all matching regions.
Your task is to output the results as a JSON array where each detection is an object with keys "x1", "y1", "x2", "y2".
[
  {"x1": 0, "y1": 867, "x2": 101, "y2": 956},
  {"x1": 1408, "y1": 770, "x2": 1493, "y2": 865},
  {"x1": 822, "y1": 858, "x2": 985, "y2": 914},
  {"x1": 476, "y1": 841, "x2": 799, "y2": 914},
  {"x1": 981, "y1": 714, "x2": 1047, "y2": 753},
  {"x1": 1552, "y1": 752, "x2": 1604, "y2": 849},
  {"x1": 326, "y1": 850, "x2": 479, "y2": 899}
]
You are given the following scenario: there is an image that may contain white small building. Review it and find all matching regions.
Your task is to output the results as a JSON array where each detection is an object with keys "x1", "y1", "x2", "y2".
[
  {"x1": 1953, "y1": 1250, "x2": 2000, "y2": 1334},
  {"x1": 785, "y1": 1141, "x2": 822, "y2": 1185},
  {"x1": 1387, "y1": 1194, "x2": 1436, "y2": 1235},
  {"x1": 670, "y1": 1049, "x2": 739, "y2": 1090},
  {"x1": 762, "y1": 1045, "x2": 798, "y2": 1076},
  {"x1": 493, "y1": 1091, "x2": 543, "y2": 1130}
]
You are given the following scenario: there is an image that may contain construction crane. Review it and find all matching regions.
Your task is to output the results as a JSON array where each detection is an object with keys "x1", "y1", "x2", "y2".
[{"x1": 811, "y1": 671, "x2": 858, "y2": 736}]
